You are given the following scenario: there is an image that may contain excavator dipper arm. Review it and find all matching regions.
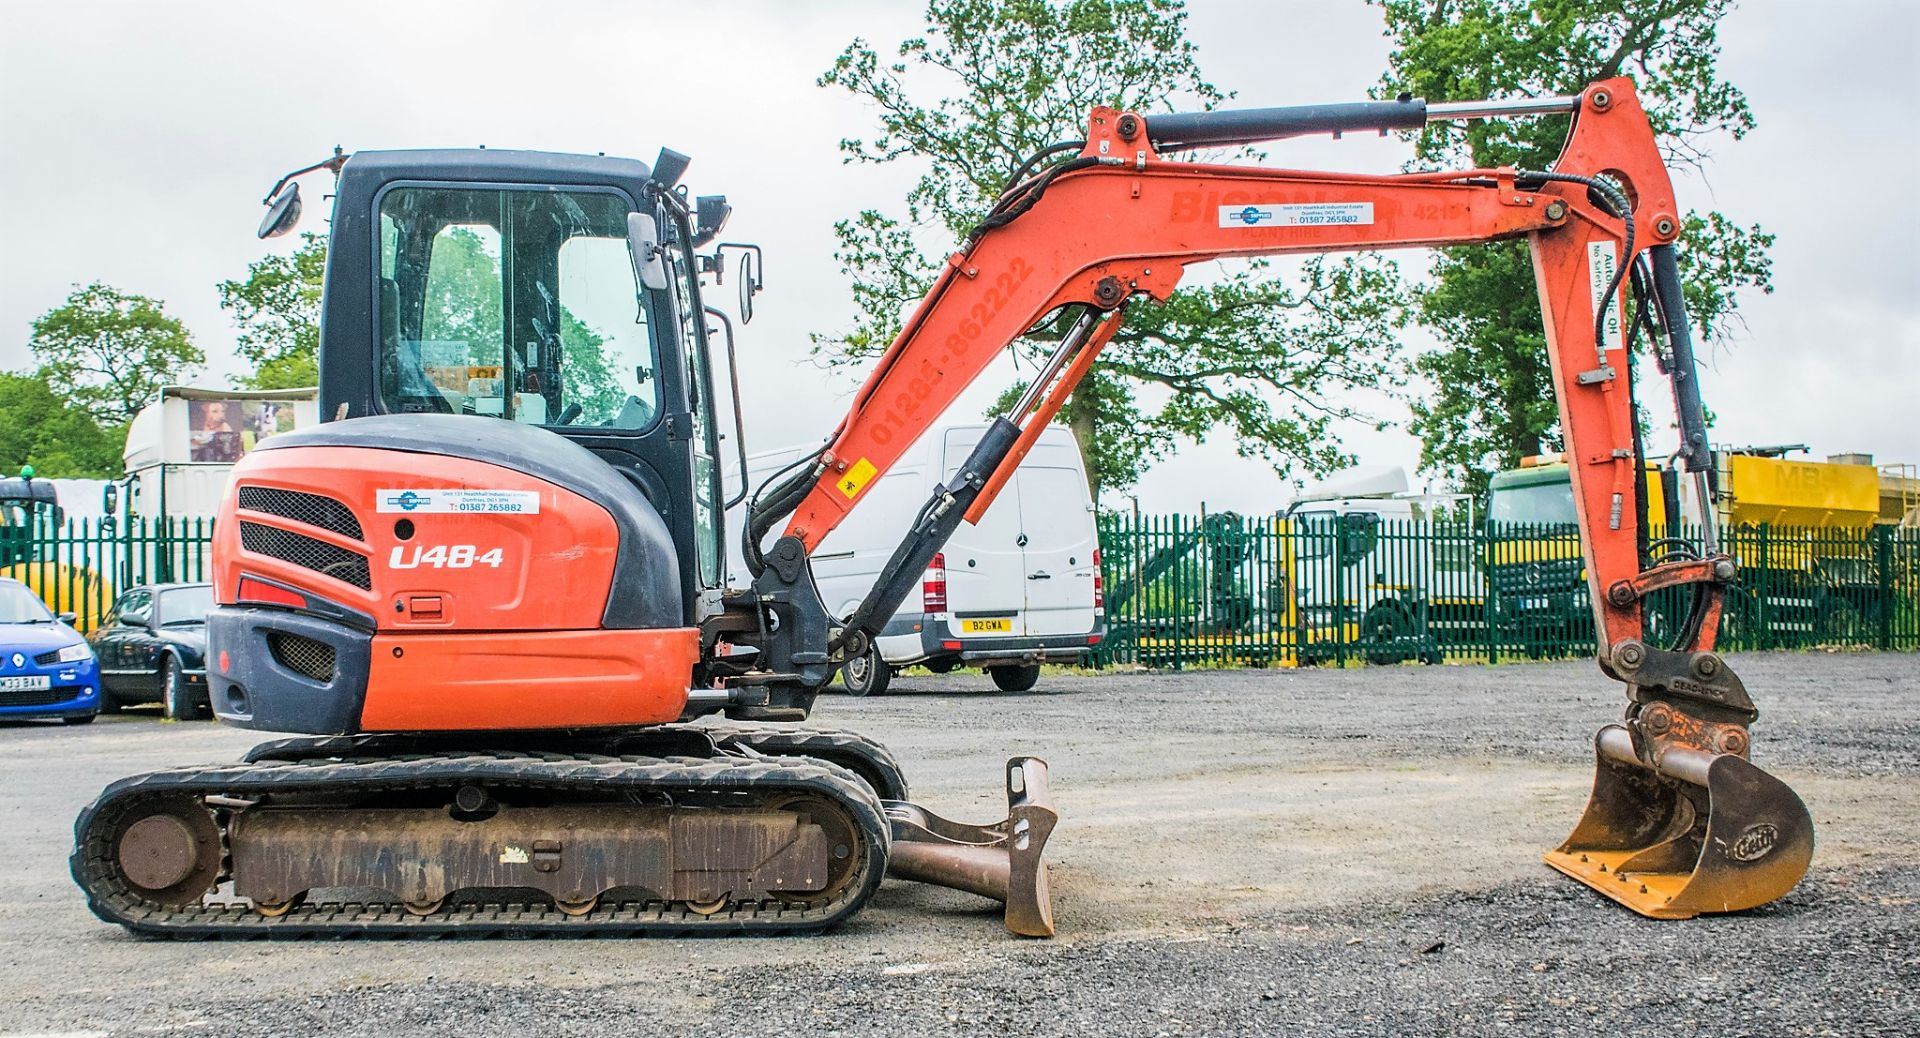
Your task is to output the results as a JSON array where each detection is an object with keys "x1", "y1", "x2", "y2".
[{"x1": 745, "y1": 77, "x2": 1811, "y2": 919}]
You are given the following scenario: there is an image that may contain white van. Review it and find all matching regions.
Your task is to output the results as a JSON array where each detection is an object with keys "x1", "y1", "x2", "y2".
[{"x1": 729, "y1": 423, "x2": 1105, "y2": 695}]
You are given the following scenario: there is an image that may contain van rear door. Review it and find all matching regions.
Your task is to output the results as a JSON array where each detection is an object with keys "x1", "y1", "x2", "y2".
[
  {"x1": 940, "y1": 429, "x2": 1028, "y2": 638},
  {"x1": 1013, "y1": 442, "x2": 1098, "y2": 637}
]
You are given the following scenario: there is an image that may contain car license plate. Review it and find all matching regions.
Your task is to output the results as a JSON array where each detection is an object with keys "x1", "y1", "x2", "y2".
[
  {"x1": 0, "y1": 675, "x2": 52, "y2": 692},
  {"x1": 960, "y1": 617, "x2": 1013, "y2": 634}
]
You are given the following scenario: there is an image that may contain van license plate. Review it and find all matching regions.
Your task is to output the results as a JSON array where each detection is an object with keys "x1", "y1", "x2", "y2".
[
  {"x1": 960, "y1": 617, "x2": 1013, "y2": 634},
  {"x1": 0, "y1": 675, "x2": 51, "y2": 692}
]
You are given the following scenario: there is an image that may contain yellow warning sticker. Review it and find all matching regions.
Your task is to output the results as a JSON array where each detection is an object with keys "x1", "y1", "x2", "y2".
[{"x1": 837, "y1": 457, "x2": 878, "y2": 499}]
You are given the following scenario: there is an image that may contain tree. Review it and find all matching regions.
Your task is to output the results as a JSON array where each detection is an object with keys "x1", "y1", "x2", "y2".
[
  {"x1": 1374, "y1": 0, "x2": 1775, "y2": 496},
  {"x1": 29, "y1": 282, "x2": 204, "y2": 426},
  {"x1": 218, "y1": 232, "x2": 327, "y2": 389},
  {"x1": 818, "y1": 0, "x2": 1407, "y2": 495},
  {"x1": 415, "y1": 228, "x2": 624, "y2": 422},
  {"x1": 0, "y1": 373, "x2": 125, "y2": 478}
]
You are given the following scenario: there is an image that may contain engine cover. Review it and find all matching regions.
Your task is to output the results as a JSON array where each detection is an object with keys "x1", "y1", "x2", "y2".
[{"x1": 205, "y1": 414, "x2": 697, "y2": 733}]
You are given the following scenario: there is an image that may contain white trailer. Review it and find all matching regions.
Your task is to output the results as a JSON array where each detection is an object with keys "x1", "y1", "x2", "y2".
[{"x1": 122, "y1": 386, "x2": 319, "y2": 520}]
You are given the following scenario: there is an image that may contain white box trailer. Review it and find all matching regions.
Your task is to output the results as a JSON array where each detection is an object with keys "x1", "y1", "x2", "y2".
[
  {"x1": 122, "y1": 386, "x2": 320, "y2": 520},
  {"x1": 729, "y1": 423, "x2": 1104, "y2": 695}
]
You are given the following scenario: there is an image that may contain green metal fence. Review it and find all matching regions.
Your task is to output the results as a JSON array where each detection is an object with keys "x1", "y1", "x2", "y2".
[
  {"x1": 0, "y1": 517, "x2": 214, "y2": 631},
  {"x1": 1095, "y1": 513, "x2": 1920, "y2": 669},
  {"x1": 5, "y1": 512, "x2": 1916, "y2": 664}
]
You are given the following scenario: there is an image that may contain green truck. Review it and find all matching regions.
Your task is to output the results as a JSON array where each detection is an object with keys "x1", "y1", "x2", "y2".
[{"x1": 1484, "y1": 447, "x2": 1891, "y2": 652}]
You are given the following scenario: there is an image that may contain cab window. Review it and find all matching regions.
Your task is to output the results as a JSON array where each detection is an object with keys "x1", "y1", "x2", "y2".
[{"x1": 377, "y1": 187, "x2": 661, "y2": 429}]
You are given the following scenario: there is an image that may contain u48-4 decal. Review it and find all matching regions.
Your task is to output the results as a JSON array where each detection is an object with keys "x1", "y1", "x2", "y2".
[{"x1": 390, "y1": 545, "x2": 505, "y2": 569}]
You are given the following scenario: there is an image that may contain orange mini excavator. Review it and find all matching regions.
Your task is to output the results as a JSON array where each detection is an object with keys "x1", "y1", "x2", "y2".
[{"x1": 73, "y1": 78, "x2": 1811, "y2": 937}]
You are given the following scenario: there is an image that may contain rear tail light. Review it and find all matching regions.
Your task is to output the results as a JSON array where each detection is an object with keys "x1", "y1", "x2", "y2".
[
  {"x1": 923, "y1": 552, "x2": 948, "y2": 613},
  {"x1": 1092, "y1": 547, "x2": 1104, "y2": 611}
]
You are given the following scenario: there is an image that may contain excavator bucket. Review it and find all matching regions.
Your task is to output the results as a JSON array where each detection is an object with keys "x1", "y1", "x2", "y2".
[
  {"x1": 884, "y1": 756, "x2": 1057, "y2": 937},
  {"x1": 1546, "y1": 725, "x2": 1814, "y2": 919}
]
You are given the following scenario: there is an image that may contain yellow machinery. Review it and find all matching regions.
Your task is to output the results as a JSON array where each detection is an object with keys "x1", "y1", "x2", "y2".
[{"x1": 1486, "y1": 447, "x2": 1895, "y2": 647}]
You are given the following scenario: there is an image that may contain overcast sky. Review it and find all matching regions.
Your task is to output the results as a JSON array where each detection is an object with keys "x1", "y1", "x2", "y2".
[{"x1": 2, "y1": 0, "x2": 1915, "y2": 513}]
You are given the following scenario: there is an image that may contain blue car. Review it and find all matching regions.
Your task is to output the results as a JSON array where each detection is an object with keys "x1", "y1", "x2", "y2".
[{"x1": 0, "y1": 577, "x2": 101, "y2": 725}]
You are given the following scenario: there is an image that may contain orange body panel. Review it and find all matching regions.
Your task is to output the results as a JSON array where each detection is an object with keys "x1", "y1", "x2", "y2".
[
  {"x1": 360, "y1": 627, "x2": 699, "y2": 730},
  {"x1": 214, "y1": 445, "x2": 620, "y2": 632}
]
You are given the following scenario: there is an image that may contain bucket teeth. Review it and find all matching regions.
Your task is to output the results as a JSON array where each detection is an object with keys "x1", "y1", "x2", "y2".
[
  {"x1": 1546, "y1": 724, "x2": 1814, "y2": 919},
  {"x1": 883, "y1": 756, "x2": 1057, "y2": 937}
]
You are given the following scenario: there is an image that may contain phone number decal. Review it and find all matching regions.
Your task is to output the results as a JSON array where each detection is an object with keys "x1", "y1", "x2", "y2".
[
  {"x1": 1219, "y1": 202, "x2": 1375, "y2": 228},
  {"x1": 377, "y1": 489, "x2": 542, "y2": 514}
]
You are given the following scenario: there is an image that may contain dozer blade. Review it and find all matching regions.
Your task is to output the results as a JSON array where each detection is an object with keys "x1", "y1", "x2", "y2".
[
  {"x1": 883, "y1": 756, "x2": 1057, "y2": 937},
  {"x1": 1546, "y1": 725, "x2": 1813, "y2": 919}
]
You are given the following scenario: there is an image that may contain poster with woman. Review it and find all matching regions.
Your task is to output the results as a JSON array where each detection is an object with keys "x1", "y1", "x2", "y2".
[{"x1": 187, "y1": 399, "x2": 299, "y2": 462}]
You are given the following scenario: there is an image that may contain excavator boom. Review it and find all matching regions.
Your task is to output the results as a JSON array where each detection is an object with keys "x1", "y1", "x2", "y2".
[{"x1": 743, "y1": 77, "x2": 1809, "y2": 919}]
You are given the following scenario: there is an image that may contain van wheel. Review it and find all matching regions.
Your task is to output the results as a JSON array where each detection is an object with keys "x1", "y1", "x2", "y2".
[
  {"x1": 989, "y1": 664, "x2": 1040, "y2": 693},
  {"x1": 841, "y1": 647, "x2": 892, "y2": 697}
]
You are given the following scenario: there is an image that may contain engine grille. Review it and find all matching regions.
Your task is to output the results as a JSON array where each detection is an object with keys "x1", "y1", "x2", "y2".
[
  {"x1": 237, "y1": 486, "x2": 365, "y2": 541},
  {"x1": 268, "y1": 632, "x2": 337, "y2": 682},
  {"x1": 239, "y1": 521, "x2": 372, "y2": 590},
  {"x1": 1488, "y1": 557, "x2": 1584, "y2": 593},
  {"x1": 33, "y1": 648, "x2": 64, "y2": 666}
]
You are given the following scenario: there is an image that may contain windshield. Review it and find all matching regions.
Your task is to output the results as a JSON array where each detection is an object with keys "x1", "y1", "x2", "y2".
[
  {"x1": 157, "y1": 585, "x2": 214, "y2": 625},
  {"x1": 1488, "y1": 480, "x2": 1579, "y2": 526},
  {"x1": 1292, "y1": 511, "x2": 1378, "y2": 562},
  {"x1": 0, "y1": 583, "x2": 53, "y2": 623},
  {"x1": 377, "y1": 186, "x2": 662, "y2": 429}
]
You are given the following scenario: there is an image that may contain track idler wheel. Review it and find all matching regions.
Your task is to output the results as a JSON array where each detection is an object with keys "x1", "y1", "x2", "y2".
[
  {"x1": 884, "y1": 756, "x2": 1057, "y2": 937},
  {"x1": 113, "y1": 799, "x2": 222, "y2": 907},
  {"x1": 1546, "y1": 724, "x2": 1814, "y2": 918}
]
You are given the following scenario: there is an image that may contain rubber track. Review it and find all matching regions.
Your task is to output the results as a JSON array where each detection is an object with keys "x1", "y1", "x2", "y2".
[
  {"x1": 71, "y1": 752, "x2": 889, "y2": 939},
  {"x1": 704, "y1": 725, "x2": 911, "y2": 802},
  {"x1": 243, "y1": 724, "x2": 912, "y2": 802}
]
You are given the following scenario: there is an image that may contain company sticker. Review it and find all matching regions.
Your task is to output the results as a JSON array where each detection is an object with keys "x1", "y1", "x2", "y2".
[
  {"x1": 377, "y1": 489, "x2": 542, "y2": 515},
  {"x1": 1587, "y1": 239, "x2": 1625, "y2": 349},
  {"x1": 1728, "y1": 822, "x2": 1780, "y2": 863},
  {"x1": 1219, "y1": 202, "x2": 1374, "y2": 228},
  {"x1": 837, "y1": 458, "x2": 879, "y2": 500}
]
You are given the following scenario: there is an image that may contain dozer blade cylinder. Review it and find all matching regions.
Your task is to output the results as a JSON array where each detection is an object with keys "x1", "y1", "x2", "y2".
[
  {"x1": 1546, "y1": 725, "x2": 1813, "y2": 919},
  {"x1": 884, "y1": 756, "x2": 1057, "y2": 937}
]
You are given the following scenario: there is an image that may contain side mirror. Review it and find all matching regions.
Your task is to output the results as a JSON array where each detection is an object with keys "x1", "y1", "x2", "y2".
[
  {"x1": 626, "y1": 212, "x2": 670, "y2": 292},
  {"x1": 737, "y1": 249, "x2": 762, "y2": 325},
  {"x1": 258, "y1": 182, "x2": 303, "y2": 239},
  {"x1": 58, "y1": 612, "x2": 77, "y2": 626}
]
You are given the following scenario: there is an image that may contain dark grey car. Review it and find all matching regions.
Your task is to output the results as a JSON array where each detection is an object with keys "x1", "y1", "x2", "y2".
[{"x1": 88, "y1": 583, "x2": 212, "y2": 720}]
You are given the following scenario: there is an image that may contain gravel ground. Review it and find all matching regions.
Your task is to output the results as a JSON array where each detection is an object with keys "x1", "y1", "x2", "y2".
[{"x1": 0, "y1": 651, "x2": 1913, "y2": 1037}]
